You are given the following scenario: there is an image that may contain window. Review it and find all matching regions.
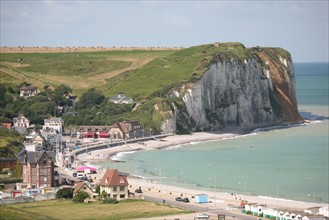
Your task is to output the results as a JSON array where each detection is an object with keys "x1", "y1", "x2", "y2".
[
  {"x1": 120, "y1": 194, "x2": 125, "y2": 199},
  {"x1": 113, "y1": 186, "x2": 117, "y2": 192},
  {"x1": 44, "y1": 176, "x2": 47, "y2": 181},
  {"x1": 120, "y1": 186, "x2": 125, "y2": 191},
  {"x1": 113, "y1": 195, "x2": 117, "y2": 199}
]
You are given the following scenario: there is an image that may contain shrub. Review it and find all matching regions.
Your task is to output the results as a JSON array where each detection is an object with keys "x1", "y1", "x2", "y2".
[
  {"x1": 56, "y1": 188, "x2": 74, "y2": 199},
  {"x1": 73, "y1": 191, "x2": 89, "y2": 203},
  {"x1": 0, "y1": 178, "x2": 22, "y2": 184}
]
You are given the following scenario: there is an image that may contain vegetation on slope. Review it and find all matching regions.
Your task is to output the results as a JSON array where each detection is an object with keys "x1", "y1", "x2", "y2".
[{"x1": 0, "y1": 43, "x2": 292, "y2": 132}]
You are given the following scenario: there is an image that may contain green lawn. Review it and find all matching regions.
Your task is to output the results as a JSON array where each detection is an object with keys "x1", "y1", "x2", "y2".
[{"x1": 0, "y1": 199, "x2": 190, "y2": 220}]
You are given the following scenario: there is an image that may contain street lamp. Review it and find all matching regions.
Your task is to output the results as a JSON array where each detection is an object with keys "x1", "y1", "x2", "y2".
[
  {"x1": 180, "y1": 171, "x2": 187, "y2": 196},
  {"x1": 238, "y1": 176, "x2": 247, "y2": 201},
  {"x1": 209, "y1": 176, "x2": 217, "y2": 207}
]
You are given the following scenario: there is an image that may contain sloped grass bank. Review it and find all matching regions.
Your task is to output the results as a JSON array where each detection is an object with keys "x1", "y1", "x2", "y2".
[{"x1": 0, "y1": 199, "x2": 190, "y2": 220}]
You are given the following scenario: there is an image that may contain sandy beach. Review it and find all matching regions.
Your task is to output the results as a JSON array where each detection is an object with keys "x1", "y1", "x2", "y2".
[
  {"x1": 73, "y1": 129, "x2": 328, "y2": 216},
  {"x1": 77, "y1": 127, "x2": 246, "y2": 163}
]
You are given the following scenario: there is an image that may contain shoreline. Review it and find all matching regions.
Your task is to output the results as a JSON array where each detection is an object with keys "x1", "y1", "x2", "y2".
[
  {"x1": 73, "y1": 123, "x2": 328, "y2": 212},
  {"x1": 77, "y1": 126, "x2": 247, "y2": 163}
]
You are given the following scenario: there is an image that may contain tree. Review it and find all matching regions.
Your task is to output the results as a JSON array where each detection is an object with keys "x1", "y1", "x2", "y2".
[
  {"x1": 54, "y1": 84, "x2": 72, "y2": 96},
  {"x1": 100, "y1": 190, "x2": 108, "y2": 200},
  {"x1": 78, "y1": 88, "x2": 105, "y2": 109},
  {"x1": 56, "y1": 188, "x2": 74, "y2": 199},
  {"x1": 72, "y1": 191, "x2": 89, "y2": 203}
]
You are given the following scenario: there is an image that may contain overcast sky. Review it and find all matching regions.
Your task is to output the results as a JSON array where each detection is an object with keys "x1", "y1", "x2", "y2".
[{"x1": 1, "y1": 0, "x2": 328, "y2": 62}]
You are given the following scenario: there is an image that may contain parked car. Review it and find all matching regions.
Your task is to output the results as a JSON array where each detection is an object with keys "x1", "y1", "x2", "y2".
[
  {"x1": 72, "y1": 172, "x2": 77, "y2": 177},
  {"x1": 175, "y1": 197, "x2": 189, "y2": 203},
  {"x1": 175, "y1": 197, "x2": 183, "y2": 202},
  {"x1": 195, "y1": 213, "x2": 209, "y2": 219},
  {"x1": 76, "y1": 173, "x2": 84, "y2": 179},
  {"x1": 135, "y1": 188, "x2": 143, "y2": 193}
]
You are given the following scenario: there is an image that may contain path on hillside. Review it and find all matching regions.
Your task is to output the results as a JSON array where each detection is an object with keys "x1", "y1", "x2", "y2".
[
  {"x1": 0, "y1": 56, "x2": 155, "y2": 94},
  {"x1": 91, "y1": 57, "x2": 154, "y2": 84}
]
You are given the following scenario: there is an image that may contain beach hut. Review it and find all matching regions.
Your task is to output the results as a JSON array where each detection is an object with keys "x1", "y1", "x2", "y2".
[
  {"x1": 195, "y1": 194, "x2": 208, "y2": 203},
  {"x1": 263, "y1": 208, "x2": 278, "y2": 219},
  {"x1": 250, "y1": 204, "x2": 263, "y2": 216}
]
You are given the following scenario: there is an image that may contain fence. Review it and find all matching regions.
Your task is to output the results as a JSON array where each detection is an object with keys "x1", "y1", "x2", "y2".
[{"x1": 0, "y1": 193, "x2": 56, "y2": 204}]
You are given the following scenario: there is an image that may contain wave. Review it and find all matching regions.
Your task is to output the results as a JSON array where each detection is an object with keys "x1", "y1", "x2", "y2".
[
  {"x1": 112, "y1": 151, "x2": 137, "y2": 160},
  {"x1": 257, "y1": 195, "x2": 307, "y2": 204},
  {"x1": 166, "y1": 144, "x2": 182, "y2": 150}
]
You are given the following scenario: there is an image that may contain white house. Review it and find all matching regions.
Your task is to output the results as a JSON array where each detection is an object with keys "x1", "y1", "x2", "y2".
[
  {"x1": 13, "y1": 114, "x2": 30, "y2": 128},
  {"x1": 43, "y1": 118, "x2": 64, "y2": 134},
  {"x1": 109, "y1": 94, "x2": 133, "y2": 104},
  {"x1": 99, "y1": 169, "x2": 129, "y2": 200},
  {"x1": 19, "y1": 85, "x2": 40, "y2": 98}
]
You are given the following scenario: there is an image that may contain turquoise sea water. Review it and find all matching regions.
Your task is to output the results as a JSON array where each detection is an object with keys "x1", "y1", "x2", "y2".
[{"x1": 100, "y1": 62, "x2": 329, "y2": 204}]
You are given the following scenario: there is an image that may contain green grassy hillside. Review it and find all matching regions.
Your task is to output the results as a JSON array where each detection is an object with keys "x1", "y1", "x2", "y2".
[
  {"x1": 0, "y1": 50, "x2": 174, "y2": 95},
  {"x1": 0, "y1": 43, "x2": 291, "y2": 132}
]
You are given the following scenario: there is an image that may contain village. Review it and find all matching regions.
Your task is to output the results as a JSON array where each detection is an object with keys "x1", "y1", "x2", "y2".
[{"x1": 0, "y1": 85, "x2": 327, "y2": 220}]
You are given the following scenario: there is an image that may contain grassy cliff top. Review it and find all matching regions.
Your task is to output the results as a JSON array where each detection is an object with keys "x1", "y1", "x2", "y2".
[{"x1": 0, "y1": 42, "x2": 291, "y2": 98}]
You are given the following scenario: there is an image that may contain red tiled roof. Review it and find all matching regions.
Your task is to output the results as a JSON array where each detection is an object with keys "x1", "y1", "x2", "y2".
[
  {"x1": 2, "y1": 123, "x2": 12, "y2": 128},
  {"x1": 74, "y1": 182, "x2": 92, "y2": 193},
  {"x1": 99, "y1": 169, "x2": 128, "y2": 187},
  {"x1": 116, "y1": 122, "x2": 129, "y2": 133}
]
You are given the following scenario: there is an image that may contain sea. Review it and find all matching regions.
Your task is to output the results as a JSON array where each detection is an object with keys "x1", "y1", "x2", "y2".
[{"x1": 99, "y1": 62, "x2": 329, "y2": 204}]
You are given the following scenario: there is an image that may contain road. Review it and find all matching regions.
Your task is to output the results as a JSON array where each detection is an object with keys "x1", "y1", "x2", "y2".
[{"x1": 143, "y1": 195, "x2": 262, "y2": 220}]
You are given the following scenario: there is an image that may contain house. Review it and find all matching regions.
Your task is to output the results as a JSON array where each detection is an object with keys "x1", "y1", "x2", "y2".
[
  {"x1": 99, "y1": 169, "x2": 129, "y2": 200},
  {"x1": 109, "y1": 122, "x2": 129, "y2": 139},
  {"x1": 16, "y1": 150, "x2": 59, "y2": 189},
  {"x1": 43, "y1": 117, "x2": 64, "y2": 134},
  {"x1": 19, "y1": 85, "x2": 40, "y2": 98},
  {"x1": 124, "y1": 121, "x2": 143, "y2": 138},
  {"x1": 109, "y1": 94, "x2": 133, "y2": 104},
  {"x1": 13, "y1": 114, "x2": 30, "y2": 128},
  {"x1": 78, "y1": 126, "x2": 112, "y2": 139},
  {"x1": 74, "y1": 182, "x2": 94, "y2": 198},
  {"x1": 24, "y1": 143, "x2": 43, "y2": 152},
  {"x1": 24, "y1": 130, "x2": 47, "y2": 148}
]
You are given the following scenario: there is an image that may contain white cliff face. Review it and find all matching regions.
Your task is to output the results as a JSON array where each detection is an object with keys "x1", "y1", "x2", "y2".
[{"x1": 164, "y1": 57, "x2": 298, "y2": 132}]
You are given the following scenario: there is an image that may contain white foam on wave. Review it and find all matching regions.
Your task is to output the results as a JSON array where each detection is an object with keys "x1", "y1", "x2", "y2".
[
  {"x1": 257, "y1": 195, "x2": 307, "y2": 204},
  {"x1": 112, "y1": 151, "x2": 137, "y2": 160},
  {"x1": 167, "y1": 144, "x2": 182, "y2": 150}
]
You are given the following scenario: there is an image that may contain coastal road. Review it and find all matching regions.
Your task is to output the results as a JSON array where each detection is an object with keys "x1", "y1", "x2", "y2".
[{"x1": 143, "y1": 195, "x2": 261, "y2": 220}]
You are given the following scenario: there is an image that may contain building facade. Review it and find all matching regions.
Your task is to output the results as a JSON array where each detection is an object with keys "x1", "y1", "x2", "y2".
[
  {"x1": 99, "y1": 169, "x2": 129, "y2": 200},
  {"x1": 16, "y1": 150, "x2": 58, "y2": 189},
  {"x1": 43, "y1": 118, "x2": 64, "y2": 134}
]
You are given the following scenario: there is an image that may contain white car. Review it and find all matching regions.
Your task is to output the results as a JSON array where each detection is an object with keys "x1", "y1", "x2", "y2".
[{"x1": 195, "y1": 213, "x2": 209, "y2": 219}]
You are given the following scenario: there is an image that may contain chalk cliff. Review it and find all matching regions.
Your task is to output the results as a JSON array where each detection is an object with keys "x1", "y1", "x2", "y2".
[{"x1": 160, "y1": 44, "x2": 303, "y2": 133}]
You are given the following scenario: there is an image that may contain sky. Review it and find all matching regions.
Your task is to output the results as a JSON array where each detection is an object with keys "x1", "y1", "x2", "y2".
[{"x1": 1, "y1": 0, "x2": 328, "y2": 62}]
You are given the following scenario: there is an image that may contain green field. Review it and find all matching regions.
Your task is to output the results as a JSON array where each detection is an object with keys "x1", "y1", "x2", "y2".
[
  {"x1": 0, "y1": 199, "x2": 190, "y2": 220},
  {"x1": 0, "y1": 50, "x2": 174, "y2": 96}
]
